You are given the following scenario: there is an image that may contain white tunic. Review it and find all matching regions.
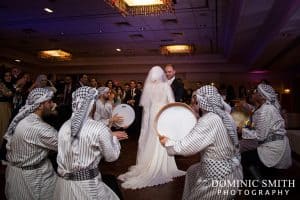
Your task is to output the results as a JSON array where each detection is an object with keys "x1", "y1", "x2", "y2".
[
  {"x1": 94, "y1": 99, "x2": 112, "y2": 126},
  {"x1": 5, "y1": 113, "x2": 58, "y2": 200},
  {"x1": 54, "y1": 118, "x2": 121, "y2": 200},
  {"x1": 242, "y1": 103, "x2": 292, "y2": 168},
  {"x1": 165, "y1": 112, "x2": 243, "y2": 200}
]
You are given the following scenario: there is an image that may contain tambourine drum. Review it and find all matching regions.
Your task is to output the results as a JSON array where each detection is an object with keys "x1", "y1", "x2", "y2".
[
  {"x1": 155, "y1": 102, "x2": 197, "y2": 140},
  {"x1": 112, "y1": 104, "x2": 135, "y2": 128}
]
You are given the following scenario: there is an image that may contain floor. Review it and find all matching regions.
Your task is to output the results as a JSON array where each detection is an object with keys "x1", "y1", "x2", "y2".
[{"x1": 1, "y1": 135, "x2": 300, "y2": 200}]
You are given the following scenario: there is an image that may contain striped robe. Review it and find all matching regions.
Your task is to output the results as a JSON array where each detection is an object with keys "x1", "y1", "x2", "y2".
[
  {"x1": 242, "y1": 103, "x2": 292, "y2": 168},
  {"x1": 54, "y1": 118, "x2": 120, "y2": 200},
  {"x1": 5, "y1": 113, "x2": 58, "y2": 200},
  {"x1": 165, "y1": 112, "x2": 243, "y2": 200}
]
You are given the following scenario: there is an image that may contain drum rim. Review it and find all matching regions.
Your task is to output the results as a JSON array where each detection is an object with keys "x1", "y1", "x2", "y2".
[
  {"x1": 154, "y1": 102, "x2": 197, "y2": 137},
  {"x1": 112, "y1": 103, "x2": 135, "y2": 127}
]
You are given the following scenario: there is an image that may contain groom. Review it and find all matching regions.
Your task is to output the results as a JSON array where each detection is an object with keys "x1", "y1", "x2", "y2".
[{"x1": 164, "y1": 64, "x2": 185, "y2": 102}]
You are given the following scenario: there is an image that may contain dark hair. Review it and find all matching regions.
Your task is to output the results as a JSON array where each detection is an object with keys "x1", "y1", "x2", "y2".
[{"x1": 105, "y1": 80, "x2": 114, "y2": 87}]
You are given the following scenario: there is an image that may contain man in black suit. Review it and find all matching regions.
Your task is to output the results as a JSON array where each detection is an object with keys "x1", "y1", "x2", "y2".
[
  {"x1": 123, "y1": 80, "x2": 142, "y2": 137},
  {"x1": 75, "y1": 74, "x2": 89, "y2": 89},
  {"x1": 164, "y1": 64, "x2": 185, "y2": 102}
]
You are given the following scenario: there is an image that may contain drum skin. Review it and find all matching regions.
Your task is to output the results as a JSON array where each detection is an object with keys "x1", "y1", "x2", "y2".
[
  {"x1": 112, "y1": 104, "x2": 135, "y2": 127},
  {"x1": 155, "y1": 102, "x2": 197, "y2": 140}
]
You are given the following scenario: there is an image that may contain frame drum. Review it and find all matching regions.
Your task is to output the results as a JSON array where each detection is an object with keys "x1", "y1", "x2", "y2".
[
  {"x1": 112, "y1": 104, "x2": 135, "y2": 128},
  {"x1": 155, "y1": 102, "x2": 197, "y2": 140}
]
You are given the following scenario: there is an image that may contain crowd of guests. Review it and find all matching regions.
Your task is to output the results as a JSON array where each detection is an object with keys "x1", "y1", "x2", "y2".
[
  {"x1": 0, "y1": 64, "x2": 293, "y2": 200},
  {"x1": 1, "y1": 65, "x2": 186, "y2": 143}
]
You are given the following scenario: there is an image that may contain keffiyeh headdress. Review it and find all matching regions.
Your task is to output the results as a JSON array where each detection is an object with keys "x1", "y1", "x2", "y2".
[
  {"x1": 257, "y1": 83, "x2": 280, "y2": 110},
  {"x1": 71, "y1": 86, "x2": 98, "y2": 140},
  {"x1": 97, "y1": 87, "x2": 110, "y2": 96},
  {"x1": 5, "y1": 88, "x2": 53, "y2": 149},
  {"x1": 196, "y1": 85, "x2": 239, "y2": 150}
]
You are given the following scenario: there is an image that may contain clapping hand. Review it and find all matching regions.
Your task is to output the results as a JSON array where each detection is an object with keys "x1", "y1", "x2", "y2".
[
  {"x1": 112, "y1": 131, "x2": 128, "y2": 141},
  {"x1": 158, "y1": 134, "x2": 169, "y2": 146},
  {"x1": 127, "y1": 100, "x2": 135, "y2": 106},
  {"x1": 111, "y1": 114, "x2": 124, "y2": 124}
]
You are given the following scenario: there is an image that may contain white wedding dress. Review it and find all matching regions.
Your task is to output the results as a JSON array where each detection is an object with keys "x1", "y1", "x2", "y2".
[{"x1": 118, "y1": 73, "x2": 185, "y2": 189}]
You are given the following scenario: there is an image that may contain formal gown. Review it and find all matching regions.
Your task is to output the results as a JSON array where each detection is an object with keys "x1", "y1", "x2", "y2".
[{"x1": 118, "y1": 82, "x2": 185, "y2": 189}]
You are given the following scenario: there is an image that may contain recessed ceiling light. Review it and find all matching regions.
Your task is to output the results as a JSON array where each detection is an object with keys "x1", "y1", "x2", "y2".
[
  {"x1": 44, "y1": 8, "x2": 53, "y2": 13},
  {"x1": 249, "y1": 70, "x2": 269, "y2": 74},
  {"x1": 116, "y1": 48, "x2": 122, "y2": 52},
  {"x1": 14, "y1": 59, "x2": 21, "y2": 62},
  {"x1": 160, "y1": 44, "x2": 194, "y2": 54}
]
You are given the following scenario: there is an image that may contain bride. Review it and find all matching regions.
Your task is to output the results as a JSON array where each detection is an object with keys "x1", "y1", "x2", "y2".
[{"x1": 118, "y1": 66, "x2": 185, "y2": 189}]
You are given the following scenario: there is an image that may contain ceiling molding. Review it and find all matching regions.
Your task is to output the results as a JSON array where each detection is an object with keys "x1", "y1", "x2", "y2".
[{"x1": 245, "y1": 0, "x2": 300, "y2": 66}]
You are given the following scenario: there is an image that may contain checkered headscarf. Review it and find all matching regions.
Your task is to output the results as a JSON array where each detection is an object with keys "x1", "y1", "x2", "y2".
[
  {"x1": 97, "y1": 87, "x2": 110, "y2": 96},
  {"x1": 257, "y1": 83, "x2": 280, "y2": 110},
  {"x1": 5, "y1": 88, "x2": 53, "y2": 149},
  {"x1": 71, "y1": 86, "x2": 98, "y2": 139},
  {"x1": 196, "y1": 85, "x2": 239, "y2": 150}
]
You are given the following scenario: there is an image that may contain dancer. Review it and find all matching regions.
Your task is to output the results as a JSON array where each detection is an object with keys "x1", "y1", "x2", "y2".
[
  {"x1": 240, "y1": 83, "x2": 291, "y2": 178},
  {"x1": 54, "y1": 86, "x2": 127, "y2": 200},
  {"x1": 4, "y1": 88, "x2": 58, "y2": 200},
  {"x1": 160, "y1": 85, "x2": 243, "y2": 200}
]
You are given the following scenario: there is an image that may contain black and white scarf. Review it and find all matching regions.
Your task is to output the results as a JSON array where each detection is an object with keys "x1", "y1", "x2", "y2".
[
  {"x1": 196, "y1": 85, "x2": 240, "y2": 154},
  {"x1": 5, "y1": 88, "x2": 53, "y2": 149}
]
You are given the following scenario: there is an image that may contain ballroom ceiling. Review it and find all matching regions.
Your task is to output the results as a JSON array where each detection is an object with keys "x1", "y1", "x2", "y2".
[{"x1": 0, "y1": 0, "x2": 300, "y2": 74}]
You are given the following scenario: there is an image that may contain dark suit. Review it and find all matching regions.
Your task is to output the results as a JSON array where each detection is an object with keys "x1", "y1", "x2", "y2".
[
  {"x1": 62, "y1": 84, "x2": 76, "y2": 107},
  {"x1": 171, "y1": 78, "x2": 185, "y2": 102},
  {"x1": 123, "y1": 88, "x2": 142, "y2": 136}
]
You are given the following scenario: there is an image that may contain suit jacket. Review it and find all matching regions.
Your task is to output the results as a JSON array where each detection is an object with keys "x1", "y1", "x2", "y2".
[
  {"x1": 59, "y1": 84, "x2": 76, "y2": 106},
  {"x1": 123, "y1": 88, "x2": 141, "y2": 108},
  {"x1": 171, "y1": 78, "x2": 185, "y2": 102}
]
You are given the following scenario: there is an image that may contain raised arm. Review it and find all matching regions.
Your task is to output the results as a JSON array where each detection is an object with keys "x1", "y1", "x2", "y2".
[{"x1": 98, "y1": 125, "x2": 121, "y2": 162}]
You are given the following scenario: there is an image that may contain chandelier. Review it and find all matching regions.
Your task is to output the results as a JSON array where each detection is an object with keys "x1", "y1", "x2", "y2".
[{"x1": 105, "y1": 0, "x2": 174, "y2": 16}]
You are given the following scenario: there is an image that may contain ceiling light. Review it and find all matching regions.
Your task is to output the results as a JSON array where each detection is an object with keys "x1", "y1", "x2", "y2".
[
  {"x1": 283, "y1": 89, "x2": 291, "y2": 94},
  {"x1": 44, "y1": 8, "x2": 53, "y2": 13},
  {"x1": 105, "y1": 0, "x2": 174, "y2": 16},
  {"x1": 116, "y1": 48, "x2": 122, "y2": 52},
  {"x1": 14, "y1": 59, "x2": 21, "y2": 62},
  {"x1": 249, "y1": 70, "x2": 269, "y2": 74},
  {"x1": 38, "y1": 49, "x2": 71, "y2": 61},
  {"x1": 160, "y1": 44, "x2": 194, "y2": 55}
]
